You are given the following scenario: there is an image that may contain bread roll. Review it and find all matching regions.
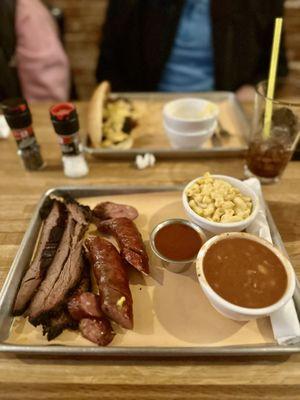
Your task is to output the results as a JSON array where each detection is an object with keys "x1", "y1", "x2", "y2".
[{"x1": 87, "y1": 81, "x2": 134, "y2": 149}]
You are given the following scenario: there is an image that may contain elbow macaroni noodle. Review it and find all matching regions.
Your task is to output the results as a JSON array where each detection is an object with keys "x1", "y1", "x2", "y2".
[{"x1": 186, "y1": 172, "x2": 253, "y2": 223}]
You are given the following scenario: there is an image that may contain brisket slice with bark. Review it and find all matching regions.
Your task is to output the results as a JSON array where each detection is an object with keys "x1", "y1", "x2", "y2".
[
  {"x1": 28, "y1": 201, "x2": 90, "y2": 326},
  {"x1": 41, "y1": 258, "x2": 91, "y2": 341},
  {"x1": 42, "y1": 309, "x2": 77, "y2": 341},
  {"x1": 27, "y1": 213, "x2": 75, "y2": 323},
  {"x1": 42, "y1": 255, "x2": 115, "y2": 346},
  {"x1": 13, "y1": 200, "x2": 67, "y2": 315},
  {"x1": 66, "y1": 200, "x2": 91, "y2": 225}
]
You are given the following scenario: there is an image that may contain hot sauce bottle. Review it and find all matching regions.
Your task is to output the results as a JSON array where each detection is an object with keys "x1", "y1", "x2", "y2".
[
  {"x1": 50, "y1": 102, "x2": 89, "y2": 178},
  {"x1": 1, "y1": 98, "x2": 44, "y2": 171}
]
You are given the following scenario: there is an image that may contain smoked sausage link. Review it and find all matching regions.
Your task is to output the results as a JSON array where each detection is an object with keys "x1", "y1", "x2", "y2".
[
  {"x1": 67, "y1": 273, "x2": 115, "y2": 347},
  {"x1": 79, "y1": 318, "x2": 115, "y2": 346},
  {"x1": 68, "y1": 292, "x2": 103, "y2": 321},
  {"x1": 93, "y1": 201, "x2": 138, "y2": 221},
  {"x1": 97, "y1": 217, "x2": 149, "y2": 275},
  {"x1": 85, "y1": 236, "x2": 133, "y2": 329}
]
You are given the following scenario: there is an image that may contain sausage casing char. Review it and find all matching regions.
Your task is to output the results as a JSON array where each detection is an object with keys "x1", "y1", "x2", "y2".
[
  {"x1": 85, "y1": 236, "x2": 133, "y2": 329},
  {"x1": 97, "y1": 217, "x2": 149, "y2": 275},
  {"x1": 68, "y1": 292, "x2": 115, "y2": 346},
  {"x1": 79, "y1": 318, "x2": 115, "y2": 346},
  {"x1": 93, "y1": 201, "x2": 138, "y2": 221},
  {"x1": 67, "y1": 282, "x2": 115, "y2": 346},
  {"x1": 68, "y1": 292, "x2": 103, "y2": 321}
]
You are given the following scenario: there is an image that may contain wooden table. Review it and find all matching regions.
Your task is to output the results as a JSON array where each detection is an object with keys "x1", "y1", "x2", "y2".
[{"x1": 0, "y1": 102, "x2": 300, "y2": 400}]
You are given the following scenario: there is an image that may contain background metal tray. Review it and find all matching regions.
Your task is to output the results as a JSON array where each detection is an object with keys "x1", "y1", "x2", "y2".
[
  {"x1": 83, "y1": 92, "x2": 250, "y2": 160},
  {"x1": 0, "y1": 185, "x2": 299, "y2": 357}
]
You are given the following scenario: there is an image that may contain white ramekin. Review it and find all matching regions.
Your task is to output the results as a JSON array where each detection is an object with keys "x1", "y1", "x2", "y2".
[
  {"x1": 163, "y1": 98, "x2": 219, "y2": 133},
  {"x1": 196, "y1": 232, "x2": 296, "y2": 321},
  {"x1": 163, "y1": 121, "x2": 216, "y2": 149},
  {"x1": 182, "y1": 174, "x2": 259, "y2": 234}
]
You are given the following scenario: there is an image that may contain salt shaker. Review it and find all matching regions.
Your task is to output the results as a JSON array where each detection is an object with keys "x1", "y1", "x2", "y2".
[
  {"x1": 50, "y1": 102, "x2": 89, "y2": 178},
  {"x1": 1, "y1": 98, "x2": 44, "y2": 170}
]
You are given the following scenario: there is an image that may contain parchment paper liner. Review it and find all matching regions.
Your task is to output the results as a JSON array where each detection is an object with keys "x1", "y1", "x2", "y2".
[{"x1": 7, "y1": 192, "x2": 274, "y2": 347}]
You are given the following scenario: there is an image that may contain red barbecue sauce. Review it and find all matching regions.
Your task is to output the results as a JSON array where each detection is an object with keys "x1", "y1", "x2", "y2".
[{"x1": 154, "y1": 223, "x2": 203, "y2": 261}]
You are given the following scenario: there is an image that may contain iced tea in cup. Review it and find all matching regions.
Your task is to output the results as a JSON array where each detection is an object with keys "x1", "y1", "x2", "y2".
[{"x1": 245, "y1": 78, "x2": 300, "y2": 183}]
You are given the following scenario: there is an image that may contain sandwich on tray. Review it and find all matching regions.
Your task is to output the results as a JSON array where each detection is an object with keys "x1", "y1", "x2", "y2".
[{"x1": 87, "y1": 81, "x2": 137, "y2": 149}]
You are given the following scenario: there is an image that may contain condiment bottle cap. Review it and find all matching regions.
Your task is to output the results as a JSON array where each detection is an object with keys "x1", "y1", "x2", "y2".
[
  {"x1": 50, "y1": 102, "x2": 79, "y2": 135},
  {"x1": 1, "y1": 98, "x2": 32, "y2": 129}
]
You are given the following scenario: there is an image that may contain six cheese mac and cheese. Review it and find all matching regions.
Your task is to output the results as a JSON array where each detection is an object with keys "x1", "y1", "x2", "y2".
[{"x1": 186, "y1": 173, "x2": 253, "y2": 223}]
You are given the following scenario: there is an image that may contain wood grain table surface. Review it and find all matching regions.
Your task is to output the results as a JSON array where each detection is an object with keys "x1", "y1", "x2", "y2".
[{"x1": 0, "y1": 102, "x2": 300, "y2": 400}]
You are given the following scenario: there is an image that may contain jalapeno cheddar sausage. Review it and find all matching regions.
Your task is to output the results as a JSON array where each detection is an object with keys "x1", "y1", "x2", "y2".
[
  {"x1": 85, "y1": 236, "x2": 133, "y2": 330},
  {"x1": 97, "y1": 217, "x2": 149, "y2": 275}
]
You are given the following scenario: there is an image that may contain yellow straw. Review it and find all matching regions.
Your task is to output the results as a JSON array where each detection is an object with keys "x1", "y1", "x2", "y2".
[{"x1": 263, "y1": 18, "x2": 283, "y2": 138}]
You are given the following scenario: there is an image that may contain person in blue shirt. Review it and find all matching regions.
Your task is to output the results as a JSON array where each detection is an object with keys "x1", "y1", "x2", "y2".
[
  {"x1": 158, "y1": 0, "x2": 215, "y2": 93},
  {"x1": 96, "y1": 0, "x2": 287, "y2": 101}
]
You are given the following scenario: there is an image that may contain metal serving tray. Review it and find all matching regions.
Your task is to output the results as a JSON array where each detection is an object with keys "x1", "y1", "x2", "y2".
[
  {"x1": 83, "y1": 92, "x2": 249, "y2": 160},
  {"x1": 0, "y1": 185, "x2": 299, "y2": 357}
]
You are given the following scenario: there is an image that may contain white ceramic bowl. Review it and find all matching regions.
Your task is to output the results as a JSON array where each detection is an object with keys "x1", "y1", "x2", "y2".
[
  {"x1": 164, "y1": 121, "x2": 216, "y2": 149},
  {"x1": 182, "y1": 174, "x2": 259, "y2": 234},
  {"x1": 163, "y1": 98, "x2": 219, "y2": 133},
  {"x1": 196, "y1": 232, "x2": 296, "y2": 321}
]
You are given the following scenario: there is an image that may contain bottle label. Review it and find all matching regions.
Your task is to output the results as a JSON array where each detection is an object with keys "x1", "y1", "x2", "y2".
[
  {"x1": 57, "y1": 133, "x2": 80, "y2": 156},
  {"x1": 11, "y1": 125, "x2": 44, "y2": 169},
  {"x1": 12, "y1": 126, "x2": 34, "y2": 141},
  {"x1": 12, "y1": 126, "x2": 40, "y2": 150}
]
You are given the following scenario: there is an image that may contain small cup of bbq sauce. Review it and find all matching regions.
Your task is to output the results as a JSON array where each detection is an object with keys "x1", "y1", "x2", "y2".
[{"x1": 150, "y1": 219, "x2": 206, "y2": 273}]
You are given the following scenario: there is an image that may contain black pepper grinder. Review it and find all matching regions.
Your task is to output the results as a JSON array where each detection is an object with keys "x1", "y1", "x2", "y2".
[
  {"x1": 50, "y1": 102, "x2": 88, "y2": 178},
  {"x1": 1, "y1": 98, "x2": 44, "y2": 171}
]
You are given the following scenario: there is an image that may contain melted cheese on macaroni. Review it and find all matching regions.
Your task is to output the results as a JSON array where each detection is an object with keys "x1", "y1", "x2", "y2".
[{"x1": 186, "y1": 172, "x2": 253, "y2": 223}]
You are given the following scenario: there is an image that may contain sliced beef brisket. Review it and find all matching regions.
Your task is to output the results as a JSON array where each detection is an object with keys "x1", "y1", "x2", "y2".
[
  {"x1": 66, "y1": 201, "x2": 91, "y2": 225},
  {"x1": 28, "y1": 201, "x2": 90, "y2": 325},
  {"x1": 13, "y1": 200, "x2": 67, "y2": 315},
  {"x1": 41, "y1": 258, "x2": 91, "y2": 340},
  {"x1": 27, "y1": 213, "x2": 75, "y2": 323},
  {"x1": 42, "y1": 309, "x2": 77, "y2": 341},
  {"x1": 42, "y1": 236, "x2": 84, "y2": 313}
]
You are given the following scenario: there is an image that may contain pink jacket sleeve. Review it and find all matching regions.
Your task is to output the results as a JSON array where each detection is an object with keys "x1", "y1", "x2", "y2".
[{"x1": 15, "y1": 0, "x2": 70, "y2": 102}]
